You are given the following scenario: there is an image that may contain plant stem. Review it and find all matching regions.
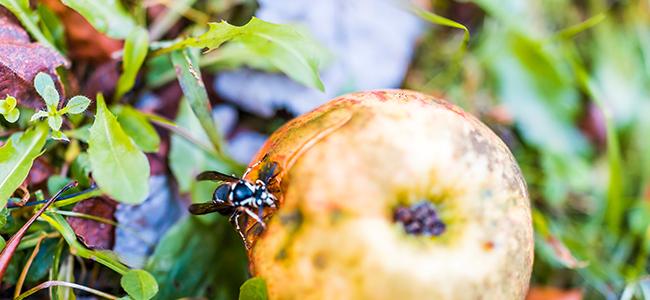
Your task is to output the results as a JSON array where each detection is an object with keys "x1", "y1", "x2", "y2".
[
  {"x1": 0, "y1": 181, "x2": 77, "y2": 281},
  {"x1": 6, "y1": 186, "x2": 101, "y2": 209},
  {"x1": 148, "y1": 113, "x2": 244, "y2": 170},
  {"x1": 16, "y1": 280, "x2": 119, "y2": 300},
  {"x1": 14, "y1": 233, "x2": 47, "y2": 298}
]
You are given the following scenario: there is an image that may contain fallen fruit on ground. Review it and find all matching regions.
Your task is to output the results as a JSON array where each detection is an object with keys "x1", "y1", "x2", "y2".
[{"x1": 243, "y1": 89, "x2": 534, "y2": 299}]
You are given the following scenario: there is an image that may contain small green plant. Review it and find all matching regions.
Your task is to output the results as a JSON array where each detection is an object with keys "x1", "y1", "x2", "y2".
[
  {"x1": 29, "y1": 72, "x2": 90, "y2": 141},
  {"x1": 0, "y1": 95, "x2": 20, "y2": 123}
]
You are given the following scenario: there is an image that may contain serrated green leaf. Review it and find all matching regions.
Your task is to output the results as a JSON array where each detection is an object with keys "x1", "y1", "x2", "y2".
[
  {"x1": 88, "y1": 94, "x2": 150, "y2": 204},
  {"x1": 121, "y1": 270, "x2": 159, "y2": 300},
  {"x1": 30, "y1": 110, "x2": 48, "y2": 122},
  {"x1": 34, "y1": 72, "x2": 56, "y2": 99},
  {"x1": 64, "y1": 96, "x2": 91, "y2": 114},
  {"x1": 116, "y1": 27, "x2": 149, "y2": 100},
  {"x1": 0, "y1": 124, "x2": 48, "y2": 208},
  {"x1": 48, "y1": 113, "x2": 63, "y2": 131},
  {"x1": 165, "y1": 17, "x2": 326, "y2": 91},
  {"x1": 114, "y1": 105, "x2": 160, "y2": 153},
  {"x1": 60, "y1": 0, "x2": 137, "y2": 39},
  {"x1": 239, "y1": 278, "x2": 268, "y2": 300}
]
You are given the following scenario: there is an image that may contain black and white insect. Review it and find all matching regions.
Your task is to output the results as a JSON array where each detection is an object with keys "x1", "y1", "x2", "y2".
[{"x1": 188, "y1": 161, "x2": 280, "y2": 248}]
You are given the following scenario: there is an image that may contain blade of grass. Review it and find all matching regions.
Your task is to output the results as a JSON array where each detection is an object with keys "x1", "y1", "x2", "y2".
[
  {"x1": 565, "y1": 44, "x2": 624, "y2": 234},
  {"x1": 40, "y1": 212, "x2": 129, "y2": 275},
  {"x1": 16, "y1": 280, "x2": 119, "y2": 300},
  {"x1": 14, "y1": 233, "x2": 47, "y2": 298},
  {"x1": 409, "y1": 6, "x2": 469, "y2": 48},
  {"x1": 553, "y1": 12, "x2": 607, "y2": 40}
]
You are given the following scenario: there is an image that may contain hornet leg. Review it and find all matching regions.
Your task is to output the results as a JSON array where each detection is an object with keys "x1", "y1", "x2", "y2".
[{"x1": 243, "y1": 207, "x2": 267, "y2": 229}]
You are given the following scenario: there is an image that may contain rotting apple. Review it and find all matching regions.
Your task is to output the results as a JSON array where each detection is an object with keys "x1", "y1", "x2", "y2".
[{"x1": 242, "y1": 89, "x2": 533, "y2": 300}]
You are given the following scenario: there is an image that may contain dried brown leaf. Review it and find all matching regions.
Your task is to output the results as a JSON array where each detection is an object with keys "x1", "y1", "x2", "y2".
[{"x1": 67, "y1": 197, "x2": 117, "y2": 250}]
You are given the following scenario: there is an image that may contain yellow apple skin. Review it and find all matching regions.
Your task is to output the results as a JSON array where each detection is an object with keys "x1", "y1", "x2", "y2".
[{"x1": 243, "y1": 90, "x2": 533, "y2": 300}]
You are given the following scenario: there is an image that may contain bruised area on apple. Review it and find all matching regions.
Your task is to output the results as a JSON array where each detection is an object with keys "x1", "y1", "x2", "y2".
[{"x1": 242, "y1": 90, "x2": 533, "y2": 299}]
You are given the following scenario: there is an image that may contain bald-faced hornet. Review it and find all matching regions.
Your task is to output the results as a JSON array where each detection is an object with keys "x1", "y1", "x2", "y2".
[{"x1": 188, "y1": 161, "x2": 280, "y2": 248}]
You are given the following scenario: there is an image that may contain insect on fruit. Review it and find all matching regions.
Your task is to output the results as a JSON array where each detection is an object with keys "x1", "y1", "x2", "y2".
[{"x1": 188, "y1": 161, "x2": 280, "y2": 248}]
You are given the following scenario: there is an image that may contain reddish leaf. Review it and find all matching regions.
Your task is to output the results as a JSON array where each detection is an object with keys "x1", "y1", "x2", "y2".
[
  {"x1": 0, "y1": 7, "x2": 69, "y2": 108},
  {"x1": 67, "y1": 197, "x2": 118, "y2": 250},
  {"x1": 0, "y1": 7, "x2": 28, "y2": 41},
  {"x1": 27, "y1": 157, "x2": 55, "y2": 186},
  {"x1": 82, "y1": 60, "x2": 119, "y2": 99},
  {"x1": 527, "y1": 287, "x2": 583, "y2": 300},
  {"x1": 41, "y1": 0, "x2": 122, "y2": 63}
]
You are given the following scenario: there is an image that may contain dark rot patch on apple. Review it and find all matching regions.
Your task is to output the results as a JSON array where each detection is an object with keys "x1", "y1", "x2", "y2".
[{"x1": 394, "y1": 201, "x2": 446, "y2": 236}]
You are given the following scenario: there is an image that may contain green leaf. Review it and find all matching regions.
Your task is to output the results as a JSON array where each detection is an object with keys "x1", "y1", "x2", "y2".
[
  {"x1": 0, "y1": 95, "x2": 17, "y2": 113},
  {"x1": 121, "y1": 270, "x2": 159, "y2": 300},
  {"x1": 34, "y1": 72, "x2": 55, "y2": 99},
  {"x1": 0, "y1": 124, "x2": 48, "y2": 208},
  {"x1": 25, "y1": 238, "x2": 58, "y2": 282},
  {"x1": 239, "y1": 278, "x2": 268, "y2": 300},
  {"x1": 71, "y1": 152, "x2": 91, "y2": 187},
  {"x1": 4, "y1": 108, "x2": 19, "y2": 123},
  {"x1": 60, "y1": 0, "x2": 137, "y2": 39},
  {"x1": 51, "y1": 130, "x2": 69, "y2": 142},
  {"x1": 114, "y1": 105, "x2": 160, "y2": 153},
  {"x1": 41, "y1": 212, "x2": 130, "y2": 275},
  {"x1": 88, "y1": 94, "x2": 150, "y2": 204},
  {"x1": 146, "y1": 217, "x2": 247, "y2": 299},
  {"x1": 37, "y1": 3, "x2": 67, "y2": 51},
  {"x1": 30, "y1": 110, "x2": 48, "y2": 122},
  {"x1": 116, "y1": 27, "x2": 149, "y2": 100},
  {"x1": 63, "y1": 96, "x2": 91, "y2": 114},
  {"x1": 43, "y1": 85, "x2": 60, "y2": 108},
  {"x1": 163, "y1": 17, "x2": 326, "y2": 91},
  {"x1": 170, "y1": 49, "x2": 225, "y2": 155},
  {"x1": 0, "y1": 207, "x2": 7, "y2": 229},
  {"x1": 48, "y1": 113, "x2": 63, "y2": 131},
  {"x1": 169, "y1": 99, "x2": 232, "y2": 192}
]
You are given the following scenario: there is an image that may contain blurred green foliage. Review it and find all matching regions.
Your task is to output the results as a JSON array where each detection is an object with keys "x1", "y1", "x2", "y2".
[{"x1": 407, "y1": 0, "x2": 650, "y2": 298}]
